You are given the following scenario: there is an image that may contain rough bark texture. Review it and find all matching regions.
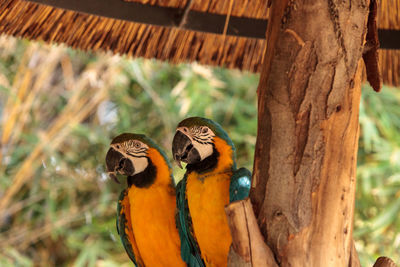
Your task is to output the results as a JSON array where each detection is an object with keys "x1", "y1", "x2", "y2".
[
  {"x1": 225, "y1": 199, "x2": 277, "y2": 267},
  {"x1": 373, "y1": 257, "x2": 398, "y2": 267},
  {"x1": 250, "y1": 0, "x2": 370, "y2": 266}
]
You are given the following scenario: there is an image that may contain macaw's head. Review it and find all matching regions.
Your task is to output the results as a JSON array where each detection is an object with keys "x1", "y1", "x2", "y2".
[
  {"x1": 105, "y1": 133, "x2": 171, "y2": 188},
  {"x1": 172, "y1": 117, "x2": 236, "y2": 172}
]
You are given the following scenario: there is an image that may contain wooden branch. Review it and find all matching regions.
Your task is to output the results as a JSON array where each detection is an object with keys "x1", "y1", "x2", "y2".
[
  {"x1": 225, "y1": 199, "x2": 277, "y2": 267},
  {"x1": 362, "y1": 0, "x2": 381, "y2": 92},
  {"x1": 373, "y1": 257, "x2": 398, "y2": 267}
]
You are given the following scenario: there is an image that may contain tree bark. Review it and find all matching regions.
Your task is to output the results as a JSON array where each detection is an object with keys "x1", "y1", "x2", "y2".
[{"x1": 249, "y1": 0, "x2": 370, "y2": 266}]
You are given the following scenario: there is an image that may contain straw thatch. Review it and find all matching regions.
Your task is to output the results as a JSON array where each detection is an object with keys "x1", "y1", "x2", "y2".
[
  {"x1": 0, "y1": 0, "x2": 399, "y2": 86},
  {"x1": 378, "y1": 0, "x2": 400, "y2": 86}
]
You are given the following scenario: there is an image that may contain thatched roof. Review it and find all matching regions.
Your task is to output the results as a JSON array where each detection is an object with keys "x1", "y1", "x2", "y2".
[{"x1": 0, "y1": 0, "x2": 399, "y2": 86}]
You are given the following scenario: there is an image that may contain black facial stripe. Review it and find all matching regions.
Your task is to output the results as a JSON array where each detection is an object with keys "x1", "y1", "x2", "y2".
[
  {"x1": 193, "y1": 136, "x2": 209, "y2": 143},
  {"x1": 192, "y1": 139, "x2": 207, "y2": 145},
  {"x1": 126, "y1": 152, "x2": 147, "y2": 158},
  {"x1": 192, "y1": 136, "x2": 213, "y2": 145}
]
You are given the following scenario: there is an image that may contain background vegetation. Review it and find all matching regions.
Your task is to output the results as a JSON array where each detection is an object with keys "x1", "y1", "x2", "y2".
[{"x1": 0, "y1": 35, "x2": 398, "y2": 266}]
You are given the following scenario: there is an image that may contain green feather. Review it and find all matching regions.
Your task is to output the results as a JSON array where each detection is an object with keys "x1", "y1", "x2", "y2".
[
  {"x1": 117, "y1": 189, "x2": 142, "y2": 266},
  {"x1": 176, "y1": 174, "x2": 205, "y2": 267},
  {"x1": 229, "y1": 167, "x2": 252, "y2": 202}
]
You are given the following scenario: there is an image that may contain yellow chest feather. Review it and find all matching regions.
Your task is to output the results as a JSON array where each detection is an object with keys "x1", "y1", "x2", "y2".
[
  {"x1": 128, "y1": 186, "x2": 185, "y2": 267},
  {"x1": 186, "y1": 171, "x2": 233, "y2": 267}
]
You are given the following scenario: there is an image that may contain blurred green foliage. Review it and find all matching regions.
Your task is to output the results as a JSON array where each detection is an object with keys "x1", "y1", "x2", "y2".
[
  {"x1": 356, "y1": 85, "x2": 400, "y2": 265},
  {"x1": 0, "y1": 36, "x2": 398, "y2": 266}
]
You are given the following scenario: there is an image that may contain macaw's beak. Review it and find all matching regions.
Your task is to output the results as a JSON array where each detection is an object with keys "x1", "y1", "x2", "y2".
[
  {"x1": 105, "y1": 147, "x2": 135, "y2": 183},
  {"x1": 172, "y1": 130, "x2": 201, "y2": 169}
]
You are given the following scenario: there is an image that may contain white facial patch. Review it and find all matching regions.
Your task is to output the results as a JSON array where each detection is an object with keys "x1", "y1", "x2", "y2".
[
  {"x1": 193, "y1": 141, "x2": 214, "y2": 160},
  {"x1": 131, "y1": 156, "x2": 148, "y2": 175}
]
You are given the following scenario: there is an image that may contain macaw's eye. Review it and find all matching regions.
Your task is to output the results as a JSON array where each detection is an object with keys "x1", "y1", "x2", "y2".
[
  {"x1": 202, "y1": 127, "x2": 208, "y2": 134},
  {"x1": 134, "y1": 142, "x2": 141, "y2": 148},
  {"x1": 183, "y1": 127, "x2": 188, "y2": 132},
  {"x1": 116, "y1": 145, "x2": 120, "y2": 149}
]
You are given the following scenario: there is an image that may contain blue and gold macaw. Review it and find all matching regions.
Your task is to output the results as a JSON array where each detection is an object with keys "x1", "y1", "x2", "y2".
[
  {"x1": 105, "y1": 133, "x2": 186, "y2": 267},
  {"x1": 172, "y1": 117, "x2": 252, "y2": 267}
]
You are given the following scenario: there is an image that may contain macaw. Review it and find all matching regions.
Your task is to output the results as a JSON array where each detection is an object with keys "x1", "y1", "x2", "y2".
[
  {"x1": 172, "y1": 117, "x2": 252, "y2": 267},
  {"x1": 105, "y1": 133, "x2": 186, "y2": 267}
]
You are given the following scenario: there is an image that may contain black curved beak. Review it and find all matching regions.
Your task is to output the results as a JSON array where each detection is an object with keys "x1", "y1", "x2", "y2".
[
  {"x1": 172, "y1": 130, "x2": 200, "y2": 168},
  {"x1": 105, "y1": 147, "x2": 135, "y2": 183}
]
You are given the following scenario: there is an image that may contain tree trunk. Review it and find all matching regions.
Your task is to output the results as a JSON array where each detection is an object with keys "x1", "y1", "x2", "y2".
[{"x1": 249, "y1": 0, "x2": 370, "y2": 266}]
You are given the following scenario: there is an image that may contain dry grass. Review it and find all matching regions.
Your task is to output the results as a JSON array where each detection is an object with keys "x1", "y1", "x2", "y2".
[
  {"x1": 0, "y1": 43, "x2": 113, "y2": 212},
  {"x1": 0, "y1": 35, "x2": 128, "y2": 266}
]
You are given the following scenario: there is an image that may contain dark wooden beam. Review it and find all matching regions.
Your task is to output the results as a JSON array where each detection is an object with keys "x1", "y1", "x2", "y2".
[
  {"x1": 379, "y1": 29, "x2": 400, "y2": 50},
  {"x1": 27, "y1": 0, "x2": 400, "y2": 49},
  {"x1": 26, "y1": 0, "x2": 267, "y2": 39}
]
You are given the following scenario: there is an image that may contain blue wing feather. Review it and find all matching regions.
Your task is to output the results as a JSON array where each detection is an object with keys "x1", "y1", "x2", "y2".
[
  {"x1": 176, "y1": 175, "x2": 205, "y2": 267},
  {"x1": 229, "y1": 167, "x2": 252, "y2": 203},
  {"x1": 117, "y1": 189, "x2": 143, "y2": 266}
]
